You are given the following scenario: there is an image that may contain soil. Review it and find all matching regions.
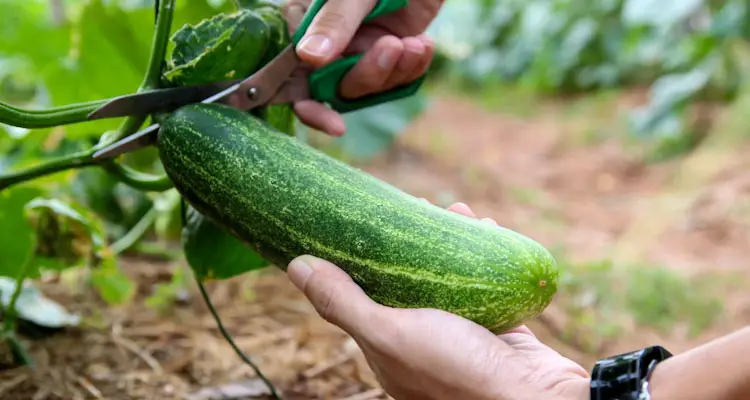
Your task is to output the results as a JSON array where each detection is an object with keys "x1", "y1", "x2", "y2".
[{"x1": 1, "y1": 93, "x2": 749, "y2": 399}]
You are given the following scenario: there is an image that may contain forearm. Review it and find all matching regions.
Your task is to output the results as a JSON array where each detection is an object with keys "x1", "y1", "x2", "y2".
[{"x1": 649, "y1": 326, "x2": 750, "y2": 400}]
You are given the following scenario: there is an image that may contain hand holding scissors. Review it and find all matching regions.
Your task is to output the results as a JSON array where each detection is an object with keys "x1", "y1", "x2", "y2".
[
  {"x1": 284, "y1": 0, "x2": 441, "y2": 135},
  {"x1": 87, "y1": 0, "x2": 433, "y2": 160}
]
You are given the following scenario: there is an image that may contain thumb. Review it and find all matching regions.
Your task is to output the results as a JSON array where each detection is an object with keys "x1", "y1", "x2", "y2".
[
  {"x1": 286, "y1": 255, "x2": 381, "y2": 336},
  {"x1": 294, "y1": 0, "x2": 378, "y2": 66}
]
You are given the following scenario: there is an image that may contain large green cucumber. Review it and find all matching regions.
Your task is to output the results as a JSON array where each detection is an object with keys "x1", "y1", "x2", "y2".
[{"x1": 157, "y1": 103, "x2": 559, "y2": 333}]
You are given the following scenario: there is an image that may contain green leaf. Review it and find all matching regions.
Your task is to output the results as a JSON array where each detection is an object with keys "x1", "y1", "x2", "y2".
[
  {"x1": 650, "y1": 68, "x2": 711, "y2": 110},
  {"x1": 0, "y1": 0, "x2": 70, "y2": 72},
  {"x1": 23, "y1": 197, "x2": 106, "y2": 271},
  {"x1": 153, "y1": 189, "x2": 184, "y2": 241},
  {"x1": 68, "y1": 167, "x2": 154, "y2": 236},
  {"x1": 182, "y1": 205, "x2": 270, "y2": 281},
  {"x1": 89, "y1": 257, "x2": 135, "y2": 305},
  {"x1": 335, "y1": 94, "x2": 428, "y2": 162},
  {"x1": 0, "y1": 58, "x2": 40, "y2": 106},
  {"x1": 254, "y1": 103, "x2": 296, "y2": 136},
  {"x1": 0, "y1": 186, "x2": 42, "y2": 279},
  {"x1": 622, "y1": 0, "x2": 704, "y2": 27},
  {"x1": 0, "y1": 0, "x2": 232, "y2": 139},
  {"x1": 163, "y1": 9, "x2": 271, "y2": 86},
  {"x1": 17, "y1": 2, "x2": 150, "y2": 138},
  {"x1": 144, "y1": 264, "x2": 189, "y2": 314},
  {"x1": 627, "y1": 64, "x2": 712, "y2": 138},
  {"x1": 709, "y1": 0, "x2": 748, "y2": 38},
  {"x1": 0, "y1": 277, "x2": 81, "y2": 328}
]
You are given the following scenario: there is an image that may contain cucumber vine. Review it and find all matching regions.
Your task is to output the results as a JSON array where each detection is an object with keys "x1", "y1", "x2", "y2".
[{"x1": 0, "y1": 0, "x2": 284, "y2": 397}]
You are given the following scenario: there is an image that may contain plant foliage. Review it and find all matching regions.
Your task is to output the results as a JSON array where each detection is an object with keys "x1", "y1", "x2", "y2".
[{"x1": 428, "y1": 0, "x2": 747, "y2": 142}]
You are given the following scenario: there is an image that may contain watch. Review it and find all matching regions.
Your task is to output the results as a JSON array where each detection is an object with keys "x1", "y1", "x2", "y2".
[{"x1": 590, "y1": 345, "x2": 673, "y2": 400}]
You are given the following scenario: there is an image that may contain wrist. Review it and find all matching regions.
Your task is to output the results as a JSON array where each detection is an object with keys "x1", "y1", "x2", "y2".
[{"x1": 650, "y1": 326, "x2": 750, "y2": 400}]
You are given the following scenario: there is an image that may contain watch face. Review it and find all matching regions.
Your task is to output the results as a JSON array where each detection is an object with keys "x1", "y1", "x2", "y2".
[{"x1": 590, "y1": 345, "x2": 672, "y2": 400}]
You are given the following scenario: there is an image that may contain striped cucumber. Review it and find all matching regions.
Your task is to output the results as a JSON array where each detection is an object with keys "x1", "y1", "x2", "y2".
[{"x1": 157, "y1": 103, "x2": 558, "y2": 333}]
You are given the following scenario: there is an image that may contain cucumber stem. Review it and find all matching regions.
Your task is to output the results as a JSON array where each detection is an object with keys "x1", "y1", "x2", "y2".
[
  {"x1": 102, "y1": 162, "x2": 173, "y2": 192},
  {"x1": 110, "y1": 206, "x2": 159, "y2": 254},
  {"x1": 0, "y1": 150, "x2": 97, "y2": 191},
  {"x1": 0, "y1": 100, "x2": 107, "y2": 129},
  {"x1": 92, "y1": 0, "x2": 175, "y2": 193},
  {"x1": 144, "y1": 0, "x2": 174, "y2": 90},
  {"x1": 108, "y1": 0, "x2": 176, "y2": 145}
]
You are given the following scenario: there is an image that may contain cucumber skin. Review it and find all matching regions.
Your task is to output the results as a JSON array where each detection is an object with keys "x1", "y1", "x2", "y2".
[{"x1": 157, "y1": 103, "x2": 559, "y2": 333}]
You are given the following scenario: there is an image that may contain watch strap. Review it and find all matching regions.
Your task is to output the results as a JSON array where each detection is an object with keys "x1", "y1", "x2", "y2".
[{"x1": 590, "y1": 345, "x2": 673, "y2": 400}]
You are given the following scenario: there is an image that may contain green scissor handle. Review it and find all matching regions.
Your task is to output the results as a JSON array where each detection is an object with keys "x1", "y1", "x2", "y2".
[{"x1": 291, "y1": 0, "x2": 427, "y2": 113}]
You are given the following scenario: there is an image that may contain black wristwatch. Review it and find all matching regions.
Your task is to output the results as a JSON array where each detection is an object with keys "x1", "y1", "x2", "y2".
[{"x1": 590, "y1": 345, "x2": 673, "y2": 400}]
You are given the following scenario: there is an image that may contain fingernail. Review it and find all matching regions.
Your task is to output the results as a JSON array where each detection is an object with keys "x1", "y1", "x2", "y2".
[
  {"x1": 298, "y1": 34, "x2": 332, "y2": 58},
  {"x1": 405, "y1": 40, "x2": 425, "y2": 55},
  {"x1": 287, "y1": 256, "x2": 314, "y2": 289},
  {"x1": 378, "y1": 48, "x2": 398, "y2": 70}
]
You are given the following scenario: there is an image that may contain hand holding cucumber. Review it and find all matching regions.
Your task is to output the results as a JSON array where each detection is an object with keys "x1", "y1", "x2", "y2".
[
  {"x1": 282, "y1": 0, "x2": 443, "y2": 136},
  {"x1": 286, "y1": 202, "x2": 590, "y2": 400}
]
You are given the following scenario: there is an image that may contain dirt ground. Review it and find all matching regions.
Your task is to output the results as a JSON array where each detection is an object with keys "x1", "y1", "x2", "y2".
[{"x1": 1, "y1": 93, "x2": 749, "y2": 399}]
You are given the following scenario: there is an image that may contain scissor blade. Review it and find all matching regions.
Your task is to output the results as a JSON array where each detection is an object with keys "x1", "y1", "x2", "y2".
[
  {"x1": 92, "y1": 45, "x2": 306, "y2": 160},
  {"x1": 91, "y1": 83, "x2": 246, "y2": 160},
  {"x1": 87, "y1": 79, "x2": 242, "y2": 120},
  {"x1": 92, "y1": 123, "x2": 160, "y2": 159}
]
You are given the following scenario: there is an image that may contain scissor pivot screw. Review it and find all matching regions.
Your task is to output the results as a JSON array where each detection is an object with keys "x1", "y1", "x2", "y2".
[{"x1": 247, "y1": 87, "x2": 259, "y2": 100}]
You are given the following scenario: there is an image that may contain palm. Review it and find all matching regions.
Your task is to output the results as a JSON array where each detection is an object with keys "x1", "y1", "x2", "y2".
[{"x1": 499, "y1": 330, "x2": 590, "y2": 398}]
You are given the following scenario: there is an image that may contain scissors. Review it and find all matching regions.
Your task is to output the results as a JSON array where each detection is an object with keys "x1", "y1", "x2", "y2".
[{"x1": 89, "y1": 0, "x2": 426, "y2": 160}]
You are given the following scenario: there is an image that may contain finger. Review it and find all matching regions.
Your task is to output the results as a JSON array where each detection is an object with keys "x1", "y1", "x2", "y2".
[
  {"x1": 498, "y1": 325, "x2": 538, "y2": 342},
  {"x1": 294, "y1": 100, "x2": 346, "y2": 136},
  {"x1": 405, "y1": 34, "x2": 435, "y2": 83},
  {"x1": 381, "y1": 36, "x2": 425, "y2": 91},
  {"x1": 286, "y1": 255, "x2": 384, "y2": 336},
  {"x1": 339, "y1": 35, "x2": 403, "y2": 99},
  {"x1": 282, "y1": 0, "x2": 308, "y2": 33},
  {"x1": 505, "y1": 325, "x2": 537, "y2": 337},
  {"x1": 342, "y1": 24, "x2": 390, "y2": 54},
  {"x1": 447, "y1": 202, "x2": 476, "y2": 218},
  {"x1": 296, "y1": 0, "x2": 378, "y2": 67},
  {"x1": 481, "y1": 217, "x2": 498, "y2": 226}
]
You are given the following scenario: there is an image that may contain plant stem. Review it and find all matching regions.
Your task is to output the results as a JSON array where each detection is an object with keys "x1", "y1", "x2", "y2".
[
  {"x1": 110, "y1": 206, "x2": 158, "y2": 254},
  {"x1": 6, "y1": 331, "x2": 34, "y2": 367},
  {"x1": 2, "y1": 254, "x2": 32, "y2": 333},
  {"x1": 5, "y1": 270, "x2": 29, "y2": 329},
  {"x1": 102, "y1": 162, "x2": 173, "y2": 192},
  {"x1": 1, "y1": 255, "x2": 36, "y2": 367},
  {"x1": 196, "y1": 280, "x2": 282, "y2": 400},
  {"x1": 144, "y1": 0, "x2": 174, "y2": 89},
  {"x1": 132, "y1": 241, "x2": 181, "y2": 260},
  {"x1": 90, "y1": 0, "x2": 176, "y2": 192},
  {"x1": 0, "y1": 150, "x2": 97, "y2": 191},
  {"x1": 0, "y1": 100, "x2": 107, "y2": 129},
  {"x1": 0, "y1": 0, "x2": 176, "y2": 192},
  {"x1": 109, "y1": 0, "x2": 176, "y2": 144}
]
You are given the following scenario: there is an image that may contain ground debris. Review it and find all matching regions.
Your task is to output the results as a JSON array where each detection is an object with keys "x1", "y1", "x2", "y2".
[{"x1": 184, "y1": 378, "x2": 270, "y2": 400}]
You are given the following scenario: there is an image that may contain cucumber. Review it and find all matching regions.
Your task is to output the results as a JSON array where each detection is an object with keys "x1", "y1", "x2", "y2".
[{"x1": 157, "y1": 103, "x2": 558, "y2": 333}]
